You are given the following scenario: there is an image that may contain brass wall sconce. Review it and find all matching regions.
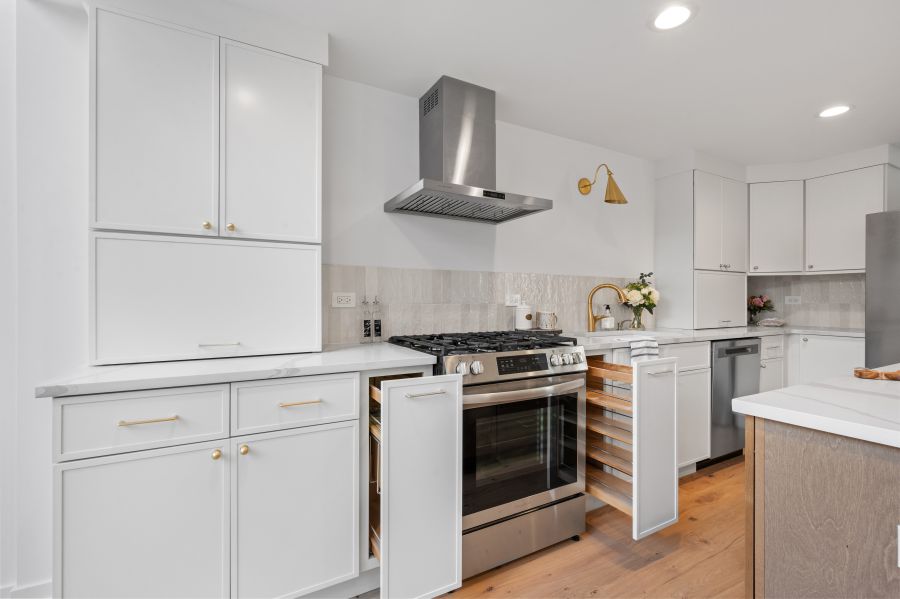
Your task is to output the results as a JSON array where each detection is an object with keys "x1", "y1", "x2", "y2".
[{"x1": 577, "y1": 164, "x2": 627, "y2": 204}]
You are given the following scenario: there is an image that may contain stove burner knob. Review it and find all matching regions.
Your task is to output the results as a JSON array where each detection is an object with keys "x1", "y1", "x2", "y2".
[
  {"x1": 456, "y1": 361, "x2": 470, "y2": 375},
  {"x1": 572, "y1": 352, "x2": 584, "y2": 364},
  {"x1": 549, "y1": 354, "x2": 562, "y2": 366},
  {"x1": 562, "y1": 353, "x2": 574, "y2": 365},
  {"x1": 470, "y1": 360, "x2": 484, "y2": 375}
]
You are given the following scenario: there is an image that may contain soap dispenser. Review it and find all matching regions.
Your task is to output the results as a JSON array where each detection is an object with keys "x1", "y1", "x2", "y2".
[{"x1": 599, "y1": 305, "x2": 616, "y2": 330}]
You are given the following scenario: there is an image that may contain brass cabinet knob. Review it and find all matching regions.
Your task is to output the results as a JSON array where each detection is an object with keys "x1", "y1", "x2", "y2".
[
  {"x1": 211, "y1": 449, "x2": 222, "y2": 460},
  {"x1": 239, "y1": 444, "x2": 250, "y2": 455},
  {"x1": 202, "y1": 221, "x2": 212, "y2": 230},
  {"x1": 226, "y1": 223, "x2": 236, "y2": 232}
]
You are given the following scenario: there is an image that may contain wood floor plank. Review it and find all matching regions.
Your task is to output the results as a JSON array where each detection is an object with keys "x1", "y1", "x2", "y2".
[{"x1": 451, "y1": 458, "x2": 745, "y2": 599}]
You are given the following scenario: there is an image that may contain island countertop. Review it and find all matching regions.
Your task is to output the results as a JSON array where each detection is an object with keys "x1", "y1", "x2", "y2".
[{"x1": 732, "y1": 363, "x2": 900, "y2": 449}]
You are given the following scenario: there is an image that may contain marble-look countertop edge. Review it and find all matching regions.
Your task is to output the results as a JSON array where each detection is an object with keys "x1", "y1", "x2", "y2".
[{"x1": 36, "y1": 344, "x2": 436, "y2": 399}]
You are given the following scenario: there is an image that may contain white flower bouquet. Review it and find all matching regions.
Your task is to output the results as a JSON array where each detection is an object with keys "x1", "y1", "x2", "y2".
[{"x1": 623, "y1": 272, "x2": 659, "y2": 330}]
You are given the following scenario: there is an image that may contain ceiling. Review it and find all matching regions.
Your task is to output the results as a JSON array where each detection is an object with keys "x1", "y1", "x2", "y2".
[{"x1": 229, "y1": 0, "x2": 900, "y2": 165}]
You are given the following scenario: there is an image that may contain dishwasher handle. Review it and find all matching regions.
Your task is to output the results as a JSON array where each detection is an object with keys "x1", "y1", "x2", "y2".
[{"x1": 715, "y1": 344, "x2": 760, "y2": 359}]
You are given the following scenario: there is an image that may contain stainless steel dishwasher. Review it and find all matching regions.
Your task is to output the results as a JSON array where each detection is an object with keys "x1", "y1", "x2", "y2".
[{"x1": 710, "y1": 338, "x2": 760, "y2": 460}]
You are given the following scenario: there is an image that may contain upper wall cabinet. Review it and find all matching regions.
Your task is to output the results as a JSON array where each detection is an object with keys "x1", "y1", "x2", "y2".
[
  {"x1": 92, "y1": 10, "x2": 220, "y2": 236},
  {"x1": 805, "y1": 165, "x2": 885, "y2": 272},
  {"x1": 221, "y1": 40, "x2": 322, "y2": 243},
  {"x1": 693, "y1": 171, "x2": 748, "y2": 273},
  {"x1": 749, "y1": 181, "x2": 804, "y2": 273},
  {"x1": 91, "y1": 8, "x2": 322, "y2": 243}
]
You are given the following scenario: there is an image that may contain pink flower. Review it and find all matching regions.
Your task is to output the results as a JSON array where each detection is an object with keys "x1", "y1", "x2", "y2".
[
  {"x1": 761, "y1": 295, "x2": 769, "y2": 303},
  {"x1": 750, "y1": 297, "x2": 764, "y2": 308}
]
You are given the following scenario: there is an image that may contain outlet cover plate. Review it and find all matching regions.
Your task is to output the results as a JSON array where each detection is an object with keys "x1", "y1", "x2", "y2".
[
  {"x1": 505, "y1": 294, "x2": 522, "y2": 307},
  {"x1": 785, "y1": 296, "x2": 801, "y2": 305},
  {"x1": 332, "y1": 292, "x2": 357, "y2": 308}
]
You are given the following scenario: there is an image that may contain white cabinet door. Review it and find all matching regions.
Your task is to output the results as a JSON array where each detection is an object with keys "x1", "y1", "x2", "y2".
[
  {"x1": 787, "y1": 335, "x2": 865, "y2": 385},
  {"x1": 759, "y1": 358, "x2": 784, "y2": 392},
  {"x1": 221, "y1": 39, "x2": 322, "y2": 243},
  {"x1": 693, "y1": 170, "x2": 725, "y2": 271},
  {"x1": 749, "y1": 181, "x2": 804, "y2": 273},
  {"x1": 92, "y1": 9, "x2": 219, "y2": 236},
  {"x1": 380, "y1": 375, "x2": 463, "y2": 599},
  {"x1": 55, "y1": 441, "x2": 228, "y2": 599},
  {"x1": 676, "y1": 368, "x2": 711, "y2": 467},
  {"x1": 232, "y1": 422, "x2": 358, "y2": 599},
  {"x1": 805, "y1": 166, "x2": 884, "y2": 272},
  {"x1": 693, "y1": 271, "x2": 747, "y2": 329},
  {"x1": 93, "y1": 233, "x2": 321, "y2": 364},
  {"x1": 721, "y1": 178, "x2": 748, "y2": 272}
]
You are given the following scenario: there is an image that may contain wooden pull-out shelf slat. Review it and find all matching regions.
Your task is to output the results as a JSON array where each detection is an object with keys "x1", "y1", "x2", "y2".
[
  {"x1": 585, "y1": 358, "x2": 634, "y2": 384},
  {"x1": 369, "y1": 528, "x2": 381, "y2": 562},
  {"x1": 368, "y1": 373, "x2": 424, "y2": 404},
  {"x1": 586, "y1": 465, "x2": 633, "y2": 516},
  {"x1": 587, "y1": 440, "x2": 633, "y2": 475},
  {"x1": 369, "y1": 420, "x2": 381, "y2": 443},
  {"x1": 369, "y1": 384, "x2": 382, "y2": 404},
  {"x1": 587, "y1": 413, "x2": 633, "y2": 444},
  {"x1": 587, "y1": 389, "x2": 633, "y2": 416}
]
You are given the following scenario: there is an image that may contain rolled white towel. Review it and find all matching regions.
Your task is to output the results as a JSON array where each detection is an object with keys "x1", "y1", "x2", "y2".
[{"x1": 630, "y1": 336, "x2": 659, "y2": 363}]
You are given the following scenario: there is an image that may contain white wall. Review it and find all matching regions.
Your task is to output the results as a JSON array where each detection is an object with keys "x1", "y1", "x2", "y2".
[
  {"x1": 9, "y1": 0, "x2": 89, "y2": 594},
  {"x1": 1, "y1": 0, "x2": 17, "y2": 593},
  {"x1": 323, "y1": 76, "x2": 656, "y2": 277}
]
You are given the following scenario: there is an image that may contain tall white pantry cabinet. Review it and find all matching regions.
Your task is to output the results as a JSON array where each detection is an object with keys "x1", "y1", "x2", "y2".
[{"x1": 89, "y1": 6, "x2": 323, "y2": 364}]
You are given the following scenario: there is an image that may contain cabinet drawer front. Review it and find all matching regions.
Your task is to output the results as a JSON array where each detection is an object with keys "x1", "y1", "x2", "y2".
[
  {"x1": 659, "y1": 342, "x2": 710, "y2": 371},
  {"x1": 761, "y1": 336, "x2": 785, "y2": 359},
  {"x1": 92, "y1": 233, "x2": 321, "y2": 364},
  {"x1": 231, "y1": 373, "x2": 358, "y2": 435},
  {"x1": 55, "y1": 385, "x2": 229, "y2": 461}
]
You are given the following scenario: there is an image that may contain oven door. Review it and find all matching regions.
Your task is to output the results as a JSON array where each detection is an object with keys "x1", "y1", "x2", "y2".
[{"x1": 461, "y1": 373, "x2": 586, "y2": 530}]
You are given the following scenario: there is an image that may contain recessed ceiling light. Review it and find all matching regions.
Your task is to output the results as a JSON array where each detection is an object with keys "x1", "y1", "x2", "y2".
[
  {"x1": 818, "y1": 105, "x2": 852, "y2": 118},
  {"x1": 654, "y1": 5, "x2": 692, "y2": 30}
]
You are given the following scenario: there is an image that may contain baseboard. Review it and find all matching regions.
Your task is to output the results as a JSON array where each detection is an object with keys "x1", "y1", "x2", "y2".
[
  {"x1": 304, "y1": 567, "x2": 379, "y2": 598},
  {"x1": 0, "y1": 579, "x2": 51, "y2": 599}
]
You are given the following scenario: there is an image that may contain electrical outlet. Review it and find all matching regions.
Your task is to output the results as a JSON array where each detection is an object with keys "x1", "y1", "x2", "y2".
[
  {"x1": 331, "y1": 292, "x2": 357, "y2": 308},
  {"x1": 785, "y1": 296, "x2": 801, "y2": 305},
  {"x1": 505, "y1": 294, "x2": 522, "y2": 307}
]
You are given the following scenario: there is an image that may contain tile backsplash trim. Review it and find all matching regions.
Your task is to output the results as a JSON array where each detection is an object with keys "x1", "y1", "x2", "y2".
[{"x1": 323, "y1": 264, "x2": 651, "y2": 344}]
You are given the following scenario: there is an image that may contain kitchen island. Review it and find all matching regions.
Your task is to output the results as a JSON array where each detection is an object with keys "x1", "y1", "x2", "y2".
[{"x1": 733, "y1": 368, "x2": 900, "y2": 598}]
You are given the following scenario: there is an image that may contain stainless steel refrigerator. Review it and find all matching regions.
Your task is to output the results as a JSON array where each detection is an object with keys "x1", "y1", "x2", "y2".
[{"x1": 866, "y1": 211, "x2": 900, "y2": 367}]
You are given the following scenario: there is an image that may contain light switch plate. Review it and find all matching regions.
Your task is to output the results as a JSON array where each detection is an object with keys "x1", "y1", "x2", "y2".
[
  {"x1": 332, "y1": 292, "x2": 357, "y2": 308},
  {"x1": 785, "y1": 296, "x2": 801, "y2": 305},
  {"x1": 505, "y1": 294, "x2": 522, "y2": 307}
]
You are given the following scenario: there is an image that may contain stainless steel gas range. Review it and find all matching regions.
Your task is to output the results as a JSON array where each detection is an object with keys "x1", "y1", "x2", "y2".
[{"x1": 388, "y1": 331, "x2": 588, "y2": 578}]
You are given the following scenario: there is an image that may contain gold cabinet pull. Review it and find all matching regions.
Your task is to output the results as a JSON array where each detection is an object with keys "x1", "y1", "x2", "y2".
[
  {"x1": 202, "y1": 221, "x2": 212, "y2": 230},
  {"x1": 226, "y1": 223, "x2": 236, "y2": 232},
  {"x1": 278, "y1": 399, "x2": 322, "y2": 408},
  {"x1": 117, "y1": 415, "x2": 178, "y2": 427},
  {"x1": 211, "y1": 449, "x2": 222, "y2": 460},
  {"x1": 239, "y1": 444, "x2": 250, "y2": 455}
]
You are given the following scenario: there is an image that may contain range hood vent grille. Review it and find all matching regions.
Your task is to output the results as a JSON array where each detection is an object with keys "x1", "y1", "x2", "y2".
[
  {"x1": 395, "y1": 192, "x2": 531, "y2": 223},
  {"x1": 423, "y1": 87, "x2": 439, "y2": 116}
]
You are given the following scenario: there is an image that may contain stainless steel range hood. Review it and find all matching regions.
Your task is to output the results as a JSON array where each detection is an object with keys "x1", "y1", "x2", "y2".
[{"x1": 384, "y1": 76, "x2": 553, "y2": 224}]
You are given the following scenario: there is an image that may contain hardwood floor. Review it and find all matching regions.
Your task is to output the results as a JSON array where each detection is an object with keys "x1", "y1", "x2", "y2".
[{"x1": 453, "y1": 458, "x2": 745, "y2": 599}]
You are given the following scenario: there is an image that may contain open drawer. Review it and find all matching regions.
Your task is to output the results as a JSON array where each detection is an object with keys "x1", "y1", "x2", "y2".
[
  {"x1": 584, "y1": 356, "x2": 679, "y2": 540},
  {"x1": 367, "y1": 373, "x2": 463, "y2": 598}
]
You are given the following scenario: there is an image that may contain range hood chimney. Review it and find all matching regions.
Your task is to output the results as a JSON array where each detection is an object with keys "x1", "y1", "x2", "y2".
[{"x1": 384, "y1": 76, "x2": 553, "y2": 224}]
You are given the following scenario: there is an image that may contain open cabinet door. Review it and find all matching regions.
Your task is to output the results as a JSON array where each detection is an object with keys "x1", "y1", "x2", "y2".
[
  {"x1": 380, "y1": 374, "x2": 463, "y2": 599},
  {"x1": 632, "y1": 358, "x2": 679, "y2": 540}
]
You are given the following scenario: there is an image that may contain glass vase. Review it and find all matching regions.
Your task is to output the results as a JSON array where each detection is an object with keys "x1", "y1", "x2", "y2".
[{"x1": 630, "y1": 308, "x2": 645, "y2": 330}]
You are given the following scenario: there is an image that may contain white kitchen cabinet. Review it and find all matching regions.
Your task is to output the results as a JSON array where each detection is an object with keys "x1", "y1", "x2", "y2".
[
  {"x1": 787, "y1": 335, "x2": 865, "y2": 385},
  {"x1": 759, "y1": 358, "x2": 785, "y2": 392},
  {"x1": 693, "y1": 271, "x2": 747, "y2": 329},
  {"x1": 92, "y1": 233, "x2": 321, "y2": 364},
  {"x1": 55, "y1": 440, "x2": 229, "y2": 599},
  {"x1": 693, "y1": 171, "x2": 748, "y2": 273},
  {"x1": 676, "y1": 367, "x2": 711, "y2": 467},
  {"x1": 377, "y1": 375, "x2": 463, "y2": 598},
  {"x1": 92, "y1": 9, "x2": 219, "y2": 236},
  {"x1": 805, "y1": 166, "x2": 885, "y2": 272},
  {"x1": 221, "y1": 40, "x2": 322, "y2": 243},
  {"x1": 749, "y1": 181, "x2": 804, "y2": 273},
  {"x1": 231, "y1": 422, "x2": 358, "y2": 598}
]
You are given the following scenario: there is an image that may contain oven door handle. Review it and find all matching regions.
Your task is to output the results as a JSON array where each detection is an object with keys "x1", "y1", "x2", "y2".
[{"x1": 463, "y1": 378, "x2": 585, "y2": 408}]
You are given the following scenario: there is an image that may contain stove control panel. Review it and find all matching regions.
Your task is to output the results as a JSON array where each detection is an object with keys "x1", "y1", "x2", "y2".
[{"x1": 445, "y1": 347, "x2": 586, "y2": 383}]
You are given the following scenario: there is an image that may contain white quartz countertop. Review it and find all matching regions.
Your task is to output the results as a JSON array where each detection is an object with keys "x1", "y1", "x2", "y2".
[
  {"x1": 569, "y1": 325, "x2": 864, "y2": 353},
  {"x1": 733, "y1": 364, "x2": 900, "y2": 449},
  {"x1": 36, "y1": 344, "x2": 436, "y2": 398}
]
